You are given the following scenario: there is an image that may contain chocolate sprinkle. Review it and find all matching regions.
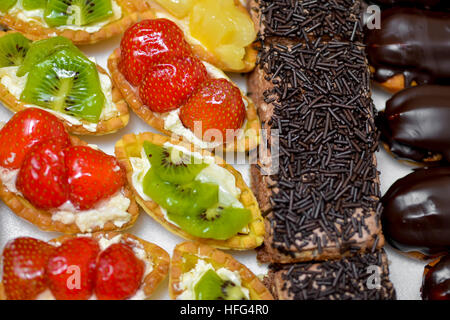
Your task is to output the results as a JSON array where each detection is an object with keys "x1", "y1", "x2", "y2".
[
  {"x1": 258, "y1": 39, "x2": 380, "y2": 258},
  {"x1": 255, "y1": 0, "x2": 363, "y2": 43},
  {"x1": 269, "y1": 250, "x2": 396, "y2": 300}
]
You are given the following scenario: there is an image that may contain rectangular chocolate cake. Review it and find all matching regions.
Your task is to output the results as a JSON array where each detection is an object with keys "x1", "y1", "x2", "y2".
[{"x1": 265, "y1": 249, "x2": 396, "y2": 300}]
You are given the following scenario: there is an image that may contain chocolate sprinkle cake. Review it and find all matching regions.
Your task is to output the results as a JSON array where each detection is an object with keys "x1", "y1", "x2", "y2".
[
  {"x1": 247, "y1": 0, "x2": 395, "y2": 299},
  {"x1": 265, "y1": 249, "x2": 396, "y2": 300},
  {"x1": 249, "y1": 0, "x2": 363, "y2": 42}
]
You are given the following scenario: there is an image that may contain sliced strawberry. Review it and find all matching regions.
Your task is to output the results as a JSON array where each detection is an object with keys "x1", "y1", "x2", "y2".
[
  {"x1": 139, "y1": 55, "x2": 208, "y2": 113},
  {"x1": 179, "y1": 78, "x2": 246, "y2": 143},
  {"x1": 119, "y1": 19, "x2": 192, "y2": 86},
  {"x1": 95, "y1": 243, "x2": 145, "y2": 300},
  {"x1": 16, "y1": 138, "x2": 70, "y2": 210},
  {"x1": 0, "y1": 108, "x2": 70, "y2": 169},
  {"x1": 46, "y1": 237, "x2": 100, "y2": 300},
  {"x1": 2, "y1": 237, "x2": 55, "y2": 300},
  {"x1": 64, "y1": 146, "x2": 126, "y2": 210}
]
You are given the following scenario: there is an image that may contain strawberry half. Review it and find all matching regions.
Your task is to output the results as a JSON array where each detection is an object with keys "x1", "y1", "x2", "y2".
[
  {"x1": 119, "y1": 19, "x2": 192, "y2": 86},
  {"x1": 16, "y1": 138, "x2": 70, "y2": 210},
  {"x1": 2, "y1": 237, "x2": 55, "y2": 300},
  {"x1": 0, "y1": 108, "x2": 70, "y2": 169},
  {"x1": 95, "y1": 243, "x2": 145, "y2": 300},
  {"x1": 64, "y1": 146, "x2": 126, "y2": 210},
  {"x1": 46, "y1": 237, "x2": 100, "y2": 300},
  {"x1": 139, "y1": 55, "x2": 208, "y2": 113},
  {"x1": 179, "y1": 79, "x2": 246, "y2": 143}
]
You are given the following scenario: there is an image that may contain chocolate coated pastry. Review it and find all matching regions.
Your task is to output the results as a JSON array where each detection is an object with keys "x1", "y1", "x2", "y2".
[
  {"x1": 382, "y1": 167, "x2": 450, "y2": 257},
  {"x1": 422, "y1": 255, "x2": 450, "y2": 300},
  {"x1": 369, "y1": 0, "x2": 450, "y2": 10},
  {"x1": 365, "y1": 8, "x2": 450, "y2": 91},
  {"x1": 377, "y1": 85, "x2": 450, "y2": 163}
]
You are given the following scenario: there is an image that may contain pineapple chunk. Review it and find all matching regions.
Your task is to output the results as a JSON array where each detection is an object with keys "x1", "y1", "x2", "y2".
[{"x1": 154, "y1": 0, "x2": 194, "y2": 18}]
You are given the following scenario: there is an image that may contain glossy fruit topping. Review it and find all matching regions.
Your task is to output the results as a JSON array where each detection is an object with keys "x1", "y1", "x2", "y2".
[
  {"x1": 2, "y1": 237, "x2": 55, "y2": 300},
  {"x1": 16, "y1": 137, "x2": 70, "y2": 210},
  {"x1": 0, "y1": 108, "x2": 70, "y2": 169},
  {"x1": 64, "y1": 146, "x2": 126, "y2": 210},
  {"x1": 119, "y1": 19, "x2": 192, "y2": 86},
  {"x1": 95, "y1": 243, "x2": 145, "y2": 300},
  {"x1": 139, "y1": 55, "x2": 208, "y2": 113},
  {"x1": 46, "y1": 237, "x2": 100, "y2": 300},
  {"x1": 179, "y1": 78, "x2": 246, "y2": 143}
]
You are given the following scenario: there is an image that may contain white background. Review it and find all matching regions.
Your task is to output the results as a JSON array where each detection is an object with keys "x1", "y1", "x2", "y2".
[{"x1": 0, "y1": 36, "x2": 428, "y2": 300}]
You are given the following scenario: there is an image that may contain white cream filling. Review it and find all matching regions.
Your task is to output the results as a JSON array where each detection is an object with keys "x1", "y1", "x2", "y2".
[
  {"x1": 51, "y1": 189, "x2": 131, "y2": 233},
  {"x1": 0, "y1": 66, "x2": 118, "y2": 132},
  {"x1": 36, "y1": 234, "x2": 153, "y2": 300},
  {"x1": 177, "y1": 259, "x2": 250, "y2": 300},
  {"x1": 161, "y1": 61, "x2": 247, "y2": 150},
  {"x1": 0, "y1": 167, "x2": 21, "y2": 195},
  {"x1": 129, "y1": 143, "x2": 244, "y2": 228},
  {"x1": 7, "y1": 0, "x2": 122, "y2": 33}
]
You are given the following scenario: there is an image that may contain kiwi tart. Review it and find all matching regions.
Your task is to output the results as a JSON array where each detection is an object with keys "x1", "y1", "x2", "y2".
[
  {"x1": 170, "y1": 241, "x2": 273, "y2": 300},
  {"x1": 0, "y1": 0, "x2": 154, "y2": 44},
  {"x1": 144, "y1": 0, "x2": 258, "y2": 73},
  {"x1": 108, "y1": 47, "x2": 261, "y2": 152},
  {"x1": 115, "y1": 132, "x2": 265, "y2": 250},
  {"x1": 0, "y1": 31, "x2": 129, "y2": 135}
]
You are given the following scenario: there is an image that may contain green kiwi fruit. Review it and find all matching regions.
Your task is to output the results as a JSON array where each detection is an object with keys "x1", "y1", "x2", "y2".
[
  {"x1": 0, "y1": 0, "x2": 17, "y2": 13},
  {"x1": 167, "y1": 205, "x2": 252, "y2": 240},
  {"x1": 143, "y1": 168, "x2": 219, "y2": 217},
  {"x1": 20, "y1": 48, "x2": 105, "y2": 123},
  {"x1": 143, "y1": 141, "x2": 208, "y2": 185},
  {"x1": 44, "y1": 0, "x2": 114, "y2": 28},
  {"x1": 0, "y1": 33, "x2": 31, "y2": 68},
  {"x1": 22, "y1": 0, "x2": 46, "y2": 10},
  {"x1": 17, "y1": 36, "x2": 83, "y2": 77},
  {"x1": 195, "y1": 269, "x2": 248, "y2": 300}
]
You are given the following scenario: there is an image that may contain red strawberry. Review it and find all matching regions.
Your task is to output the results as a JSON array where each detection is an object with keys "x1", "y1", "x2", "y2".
[
  {"x1": 46, "y1": 237, "x2": 100, "y2": 300},
  {"x1": 119, "y1": 19, "x2": 192, "y2": 86},
  {"x1": 2, "y1": 237, "x2": 55, "y2": 300},
  {"x1": 64, "y1": 146, "x2": 126, "y2": 210},
  {"x1": 0, "y1": 108, "x2": 70, "y2": 169},
  {"x1": 16, "y1": 138, "x2": 70, "y2": 210},
  {"x1": 139, "y1": 55, "x2": 208, "y2": 113},
  {"x1": 95, "y1": 243, "x2": 145, "y2": 300},
  {"x1": 179, "y1": 79, "x2": 246, "y2": 143}
]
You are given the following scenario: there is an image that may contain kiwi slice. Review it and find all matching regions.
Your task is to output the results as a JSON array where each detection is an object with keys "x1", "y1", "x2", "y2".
[
  {"x1": 195, "y1": 269, "x2": 248, "y2": 300},
  {"x1": 0, "y1": 33, "x2": 31, "y2": 68},
  {"x1": 168, "y1": 205, "x2": 252, "y2": 240},
  {"x1": 44, "y1": 0, "x2": 114, "y2": 28},
  {"x1": 17, "y1": 36, "x2": 83, "y2": 77},
  {"x1": 22, "y1": 0, "x2": 46, "y2": 10},
  {"x1": 143, "y1": 142, "x2": 208, "y2": 185},
  {"x1": 20, "y1": 48, "x2": 105, "y2": 123},
  {"x1": 0, "y1": 0, "x2": 17, "y2": 13},
  {"x1": 143, "y1": 168, "x2": 219, "y2": 216}
]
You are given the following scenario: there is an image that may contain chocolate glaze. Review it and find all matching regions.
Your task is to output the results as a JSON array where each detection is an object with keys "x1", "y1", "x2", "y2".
[
  {"x1": 377, "y1": 85, "x2": 450, "y2": 163},
  {"x1": 365, "y1": 8, "x2": 450, "y2": 86},
  {"x1": 369, "y1": 0, "x2": 450, "y2": 10},
  {"x1": 422, "y1": 255, "x2": 450, "y2": 300},
  {"x1": 381, "y1": 167, "x2": 450, "y2": 256}
]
